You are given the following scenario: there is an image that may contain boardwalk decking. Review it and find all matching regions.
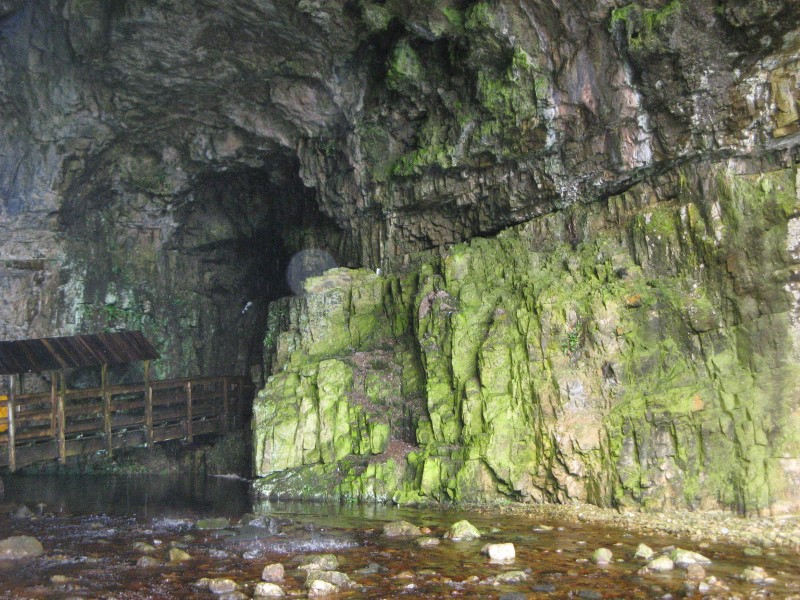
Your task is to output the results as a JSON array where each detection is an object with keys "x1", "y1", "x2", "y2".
[{"x1": 0, "y1": 375, "x2": 251, "y2": 470}]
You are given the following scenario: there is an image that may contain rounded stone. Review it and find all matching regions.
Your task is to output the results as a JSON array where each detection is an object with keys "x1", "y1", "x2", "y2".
[
  {"x1": 253, "y1": 582, "x2": 285, "y2": 597},
  {"x1": 383, "y1": 520, "x2": 422, "y2": 537},
  {"x1": 592, "y1": 547, "x2": 613, "y2": 565},
  {"x1": 634, "y1": 543, "x2": 654, "y2": 560},
  {"x1": 416, "y1": 536, "x2": 440, "y2": 547},
  {"x1": 0, "y1": 535, "x2": 44, "y2": 560},
  {"x1": 446, "y1": 520, "x2": 481, "y2": 541},
  {"x1": 308, "y1": 579, "x2": 339, "y2": 596},
  {"x1": 647, "y1": 556, "x2": 675, "y2": 572},
  {"x1": 261, "y1": 562, "x2": 285, "y2": 581},
  {"x1": 484, "y1": 542, "x2": 515, "y2": 562},
  {"x1": 208, "y1": 578, "x2": 237, "y2": 594}
]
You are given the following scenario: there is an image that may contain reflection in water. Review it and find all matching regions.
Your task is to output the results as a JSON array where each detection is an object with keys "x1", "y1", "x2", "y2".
[{"x1": 0, "y1": 475, "x2": 798, "y2": 599}]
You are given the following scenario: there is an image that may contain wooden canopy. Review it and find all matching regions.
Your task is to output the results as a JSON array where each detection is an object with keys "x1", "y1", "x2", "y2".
[{"x1": 0, "y1": 331, "x2": 159, "y2": 376}]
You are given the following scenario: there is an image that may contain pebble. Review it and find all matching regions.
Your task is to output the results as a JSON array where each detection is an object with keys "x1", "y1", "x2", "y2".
[
  {"x1": 416, "y1": 536, "x2": 440, "y2": 547},
  {"x1": 483, "y1": 542, "x2": 515, "y2": 562},
  {"x1": 634, "y1": 543, "x2": 654, "y2": 560},
  {"x1": 741, "y1": 566, "x2": 773, "y2": 584},
  {"x1": 132, "y1": 541, "x2": 156, "y2": 553},
  {"x1": 446, "y1": 519, "x2": 481, "y2": 541},
  {"x1": 168, "y1": 548, "x2": 191, "y2": 562},
  {"x1": 591, "y1": 547, "x2": 612, "y2": 565},
  {"x1": 307, "y1": 579, "x2": 338, "y2": 596},
  {"x1": 355, "y1": 562, "x2": 387, "y2": 574},
  {"x1": 253, "y1": 582, "x2": 285, "y2": 597},
  {"x1": 298, "y1": 554, "x2": 338, "y2": 571},
  {"x1": 670, "y1": 548, "x2": 711, "y2": 568},
  {"x1": 533, "y1": 583, "x2": 557, "y2": 592},
  {"x1": 0, "y1": 535, "x2": 44, "y2": 559},
  {"x1": 685, "y1": 563, "x2": 706, "y2": 581},
  {"x1": 383, "y1": 520, "x2": 422, "y2": 537},
  {"x1": 576, "y1": 590, "x2": 602, "y2": 600},
  {"x1": 647, "y1": 556, "x2": 675, "y2": 572},
  {"x1": 304, "y1": 570, "x2": 351, "y2": 588},
  {"x1": 136, "y1": 556, "x2": 160, "y2": 568},
  {"x1": 495, "y1": 570, "x2": 527, "y2": 584},
  {"x1": 207, "y1": 578, "x2": 237, "y2": 594},
  {"x1": 261, "y1": 562, "x2": 285, "y2": 581}
]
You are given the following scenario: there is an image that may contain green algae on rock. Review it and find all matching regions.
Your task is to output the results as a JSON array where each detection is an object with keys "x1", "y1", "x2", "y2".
[{"x1": 252, "y1": 164, "x2": 800, "y2": 515}]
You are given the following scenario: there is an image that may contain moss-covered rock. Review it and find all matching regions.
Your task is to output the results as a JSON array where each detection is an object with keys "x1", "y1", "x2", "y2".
[{"x1": 253, "y1": 164, "x2": 800, "y2": 514}]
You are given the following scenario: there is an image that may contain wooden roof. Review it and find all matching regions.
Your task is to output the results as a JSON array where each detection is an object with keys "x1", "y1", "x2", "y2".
[{"x1": 0, "y1": 330, "x2": 159, "y2": 375}]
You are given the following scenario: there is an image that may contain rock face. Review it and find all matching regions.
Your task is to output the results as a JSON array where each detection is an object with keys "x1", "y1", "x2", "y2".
[
  {"x1": 253, "y1": 164, "x2": 800, "y2": 513},
  {"x1": 1, "y1": 0, "x2": 799, "y2": 510}
]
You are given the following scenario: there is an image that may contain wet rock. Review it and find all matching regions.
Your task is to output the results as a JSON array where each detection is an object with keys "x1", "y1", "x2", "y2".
[
  {"x1": 634, "y1": 543, "x2": 654, "y2": 560},
  {"x1": 482, "y1": 542, "x2": 515, "y2": 562},
  {"x1": 686, "y1": 563, "x2": 706, "y2": 581},
  {"x1": 533, "y1": 583, "x2": 557, "y2": 592},
  {"x1": 168, "y1": 548, "x2": 191, "y2": 562},
  {"x1": 499, "y1": 593, "x2": 527, "y2": 600},
  {"x1": 307, "y1": 579, "x2": 339, "y2": 596},
  {"x1": 12, "y1": 505, "x2": 33, "y2": 519},
  {"x1": 261, "y1": 562, "x2": 285, "y2": 581},
  {"x1": 576, "y1": 590, "x2": 602, "y2": 600},
  {"x1": 298, "y1": 553, "x2": 339, "y2": 571},
  {"x1": 355, "y1": 562, "x2": 387, "y2": 574},
  {"x1": 670, "y1": 548, "x2": 711, "y2": 568},
  {"x1": 416, "y1": 536, "x2": 440, "y2": 547},
  {"x1": 132, "y1": 541, "x2": 156, "y2": 553},
  {"x1": 744, "y1": 546, "x2": 763, "y2": 557},
  {"x1": 218, "y1": 593, "x2": 247, "y2": 600},
  {"x1": 741, "y1": 566, "x2": 773, "y2": 584},
  {"x1": 446, "y1": 520, "x2": 481, "y2": 541},
  {"x1": 495, "y1": 570, "x2": 527, "y2": 583},
  {"x1": 383, "y1": 520, "x2": 421, "y2": 537},
  {"x1": 197, "y1": 518, "x2": 230, "y2": 530},
  {"x1": 304, "y1": 570, "x2": 351, "y2": 588},
  {"x1": 591, "y1": 548, "x2": 612, "y2": 565},
  {"x1": 647, "y1": 556, "x2": 675, "y2": 572},
  {"x1": 136, "y1": 556, "x2": 160, "y2": 568},
  {"x1": 208, "y1": 578, "x2": 238, "y2": 594},
  {"x1": 0, "y1": 535, "x2": 44, "y2": 559},
  {"x1": 254, "y1": 582, "x2": 285, "y2": 597}
]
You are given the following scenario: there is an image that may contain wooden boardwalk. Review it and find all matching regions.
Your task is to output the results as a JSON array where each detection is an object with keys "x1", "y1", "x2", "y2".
[{"x1": 0, "y1": 375, "x2": 251, "y2": 471}]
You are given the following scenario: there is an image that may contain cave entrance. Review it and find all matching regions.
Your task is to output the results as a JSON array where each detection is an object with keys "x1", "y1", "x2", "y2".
[{"x1": 181, "y1": 160, "x2": 349, "y2": 385}]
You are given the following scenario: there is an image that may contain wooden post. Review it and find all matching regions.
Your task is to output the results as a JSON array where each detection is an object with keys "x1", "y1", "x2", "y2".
[
  {"x1": 7, "y1": 374, "x2": 17, "y2": 472},
  {"x1": 49, "y1": 373, "x2": 57, "y2": 436},
  {"x1": 102, "y1": 364, "x2": 112, "y2": 455},
  {"x1": 185, "y1": 381, "x2": 193, "y2": 442},
  {"x1": 57, "y1": 371, "x2": 66, "y2": 464},
  {"x1": 222, "y1": 376, "x2": 229, "y2": 434},
  {"x1": 144, "y1": 360, "x2": 153, "y2": 448}
]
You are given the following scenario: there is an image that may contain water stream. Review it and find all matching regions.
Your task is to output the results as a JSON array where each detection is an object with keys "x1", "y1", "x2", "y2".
[{"x1": 0, "y1": 475, "x2": 798, "y2": 598}]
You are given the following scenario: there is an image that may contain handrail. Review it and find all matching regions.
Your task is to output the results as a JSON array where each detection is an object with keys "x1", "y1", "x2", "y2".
[{"x1": 0, "y1": 375, "x2": 252, "y2": 471}]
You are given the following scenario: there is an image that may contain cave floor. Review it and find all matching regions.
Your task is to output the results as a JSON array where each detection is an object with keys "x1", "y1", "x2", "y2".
[{"x1": 0, "y1": 475, "x2": 798, "y2": 599}]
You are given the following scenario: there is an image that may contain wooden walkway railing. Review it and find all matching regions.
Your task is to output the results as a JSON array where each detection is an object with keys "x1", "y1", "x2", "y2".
[{"x1": 0, "y1": 375, "x2": 252, "y2": 471}]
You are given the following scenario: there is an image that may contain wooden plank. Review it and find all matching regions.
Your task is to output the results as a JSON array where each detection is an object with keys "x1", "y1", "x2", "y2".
[{"x1": 7, "y1": 374, "x2": 16, "y2": 472}]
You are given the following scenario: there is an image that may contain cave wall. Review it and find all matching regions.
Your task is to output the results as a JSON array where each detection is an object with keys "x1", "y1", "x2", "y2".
[{"x1": 253, "y1": 162, "x2": 800, "y2": 514}]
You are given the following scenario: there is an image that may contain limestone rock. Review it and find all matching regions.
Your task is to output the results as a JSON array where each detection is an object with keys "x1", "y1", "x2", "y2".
[
  {"x1": 0, "y1": 535, "x2": 43, "y2": 560},
  {"x1": 647, "y1": 556, "x2": 675, "y2": 572},
  {"x1": 254, "y1": 582, "x2": 285, "y2": 597},
  {"x1": 261, "y1": 563, "x2": 285, "y2": 581},
  {"x1": 483, "y1": 542, "x2": 515, "y2": 562},
  {"x1": 591, "y1": 548, "x2": 613, "y2": 565},
  {"x1": 383, "y1": 521, "x2": 422, "y2": 538},
  {"x1": 307, "y1": 579, "x2": 339, "y2": 596},
  {"x1": 298, "y1": 554, "x2": 339, "y2": 571},
  {"x1": 634, "y1": 544, "x2": 654, "y2": 560}
]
